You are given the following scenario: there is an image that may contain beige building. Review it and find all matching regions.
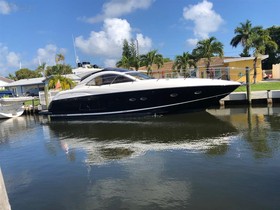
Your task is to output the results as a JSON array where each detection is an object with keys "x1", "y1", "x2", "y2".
[
  {"x1": 140, "y1": 55, "x2": 268, "y2": 83},
  {"x1": 272, "y1": 64, "x2": 280, "y2": 79}
]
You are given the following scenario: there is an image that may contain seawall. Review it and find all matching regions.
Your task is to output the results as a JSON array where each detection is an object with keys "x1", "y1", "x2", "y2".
[
  {"x1": 220, "y1": 90, "x2": 280, "y2": 106},
  {"x1": 0, "y1": 168, "x2": 11, "y2": 210}
]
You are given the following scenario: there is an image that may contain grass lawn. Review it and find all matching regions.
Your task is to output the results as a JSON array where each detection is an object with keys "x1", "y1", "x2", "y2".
[
  {"x1": 235, "y1": 81, "x2": 280, "y2": 92},
  {"x1": 24, "y1": 98, "x2": 40, "y2": 106}
]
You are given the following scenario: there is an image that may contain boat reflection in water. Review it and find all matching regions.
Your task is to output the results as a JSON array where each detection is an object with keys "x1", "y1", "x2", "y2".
[
  {"x1": 46, "y1": 111, "x2": 237, "y2": 165},
  {"x1": 0, "y1": 117, "x2": 32, "y2": 144},
  {"x1": 42, "y1": 112, "x2": 238, "y2": 208}
]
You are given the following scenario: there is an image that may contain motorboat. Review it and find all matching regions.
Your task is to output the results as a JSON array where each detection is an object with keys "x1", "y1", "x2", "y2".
[
  {"x1": 47, "y1": 67, "x2": 240, "y2": 119},
  {"x1": 0, "y1": 90, "x2": 33, "y2": 119}
]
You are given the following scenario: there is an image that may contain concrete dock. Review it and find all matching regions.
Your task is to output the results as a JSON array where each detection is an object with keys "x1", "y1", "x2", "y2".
[
  {"x1": 220, "y1": 90, "x2": 280, "y2": 106},
  {"x1": 0, "y1": 168, "x2": 11, "y2": 210}
]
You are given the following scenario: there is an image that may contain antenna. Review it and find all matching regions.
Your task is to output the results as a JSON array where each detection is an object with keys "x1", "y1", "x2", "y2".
[{"x1": 72, "y1": 34, "x2": 80, "y2": 65}]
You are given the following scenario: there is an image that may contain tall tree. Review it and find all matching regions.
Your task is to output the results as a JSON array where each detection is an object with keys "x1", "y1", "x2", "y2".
[
  {"x1": 140, "y1": 50, "x2": 163, "y2": 75},
  {"x1": 48, "y1": 75, "x2": 75, "y2": 90},
  {"x1": 122, "y1": 39, "x2": 131, "y2": 58},
  {"x1": 192, "y1": 36, "x2": 224, "y2": 69},
  {"x1": 45, "y1": 64, "x2": 73, "y2": 76},
  {"x1": 262, "y1": 26, "x2": 280, "y2": 69},
  {"x1": 230, "y1": 20, "x2": 255, "y2": 57},
  {"x1": 36, "y1": 62, "x2": 47, "y2": 77},
  {"x1": 116, "y1": 39, "x2": 140, "y2": 70},
  {"x1": 173, "y1": 52, "x2": 195, "y2": 77},
  {"x1": 55, "y1": 53, "x2": 65, "y2": 64},
  {"x1": 7, "y1": 73, "x2": 16, "y2": 81},
  {"x1": 250, "y1": 27, "x2": 278, "y2": 83},
  {"x1": 116, "y1": 56, "x2": 130, "y2": 69},
  {"x1": 15, "y1": 68, "x2": 41, "y2": 80},
  {"x1": 129, "y1": 40, "x2": 140, "y2": 70}
]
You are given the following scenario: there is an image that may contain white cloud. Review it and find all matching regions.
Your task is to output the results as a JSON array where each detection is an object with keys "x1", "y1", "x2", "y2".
[
  {"x1": 0, "y1": 43, "x2": 21, "y2": 75},
  {"x1": 104, "y1": 58, "x2": 117, "y2": 67},
  {"x1": 136, "y1": 34, "x2": 152, "y2": 54},
  {"x1": 6, "y1": 51, "x2": 20, "y2": 67},
  {"x1": 33, "y1": 44, "x2": 67, "y2": 67},
  {"x1": 183, "y1": 0, "x2": 223, "y2": 39},
  {"x1": 0, "y1": 0, "x2": 17, "y2": 15},
  {"x1": 75, "y1": 18, "x2": 152, "y2": 63},
  {"x1": 76, "y1": 18, "x2": 131, "y2": 58},
  {"x1": 0, "y1": 44, "x2": 68, "y2": 76},
  {"x1": 82, "y1": 0, "x2": 154, "y2": 23},
  {"x1": 186, "y1": 38, "x2": 198, "y2": 48}
]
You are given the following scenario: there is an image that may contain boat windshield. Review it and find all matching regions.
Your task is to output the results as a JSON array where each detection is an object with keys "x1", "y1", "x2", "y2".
[{"x1": 126, "y1": 72, "x2": 153, "y2": 80}]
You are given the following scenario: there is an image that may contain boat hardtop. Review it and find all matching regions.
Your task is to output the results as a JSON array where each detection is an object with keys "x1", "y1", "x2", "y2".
[{"x1": 78, "y1": 67, "x2": 239, "y2": 87}]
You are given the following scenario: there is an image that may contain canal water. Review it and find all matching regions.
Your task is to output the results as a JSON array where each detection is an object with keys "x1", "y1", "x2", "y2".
[{"x1": 0, "y1": 107, "x2": 280, "y2": 210}]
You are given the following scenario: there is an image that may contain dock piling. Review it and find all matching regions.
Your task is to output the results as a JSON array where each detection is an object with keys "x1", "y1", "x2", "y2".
[
  {"x1": 267, "y1": 90, "x2": 273, "y2": 105},
  {"x1": 246, "y1": 67, "x2": 252, "y2": 104}
]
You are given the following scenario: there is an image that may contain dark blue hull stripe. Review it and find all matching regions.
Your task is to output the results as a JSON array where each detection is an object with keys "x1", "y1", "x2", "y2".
[{"x1": 50, "y1": 92, "x2": 228, "y2": 118}]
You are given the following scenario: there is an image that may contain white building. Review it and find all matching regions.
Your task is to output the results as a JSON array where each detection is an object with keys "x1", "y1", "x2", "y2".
[
  {"x1": 4, "y1": 74, "x2": 82, "y2": 96},
  {"x1": 0, "y1": 76, "x2": 13, "y2": 90}
]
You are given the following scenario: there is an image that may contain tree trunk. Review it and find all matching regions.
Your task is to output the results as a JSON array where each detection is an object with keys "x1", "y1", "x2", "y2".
[{"x1": 253, "y1": 57, "x2": 257, "y2": 84}]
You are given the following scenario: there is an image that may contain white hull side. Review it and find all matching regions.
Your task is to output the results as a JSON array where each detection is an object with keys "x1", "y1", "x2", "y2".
[
  {"x1": 0, "y1": 109, "x2": 25, "y2": 119},
  {"x1": 53, "y1": 78, "x2": 241, "y2": 101},
  {"x1": 0, "y1": 97, "x2": 32, "y2": 119}
]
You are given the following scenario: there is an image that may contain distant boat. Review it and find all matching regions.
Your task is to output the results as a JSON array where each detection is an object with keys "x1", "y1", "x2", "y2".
[
  {"x1": 47, "y1": 67, "x2": 240, "y2": 119},
  {"x1": 72, "y1": 61, "x2": 102, "y2": 78},
  {"x1": 0, "y1": 90, "x2": 33, "y2": 119}
]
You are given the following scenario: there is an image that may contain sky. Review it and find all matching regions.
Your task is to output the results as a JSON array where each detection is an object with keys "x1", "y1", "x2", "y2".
[{"x1": 0, "y1": 0, "x2": 279, "y2": 76}]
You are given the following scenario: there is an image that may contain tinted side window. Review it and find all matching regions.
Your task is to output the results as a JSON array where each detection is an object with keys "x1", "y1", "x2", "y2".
[
  {"x1": 101, "y1": 74, "x2": 116, "y2": 85},
  {"x1": 112, "y1": 75, "x2": 133, "y2": 84},
  {"x1": 87, "y1": 74, "x2": 133, "y2": 86}
]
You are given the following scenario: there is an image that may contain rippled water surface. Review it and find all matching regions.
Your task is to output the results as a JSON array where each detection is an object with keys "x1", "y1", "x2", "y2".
[{"x1": 1, "y1": 107, "x2": 280, "y2": 210}]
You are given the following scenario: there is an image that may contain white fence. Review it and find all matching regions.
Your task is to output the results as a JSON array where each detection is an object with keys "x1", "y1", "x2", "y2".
[{"x1": 39, "y1": 90, "x2": 59, "y2": 108}]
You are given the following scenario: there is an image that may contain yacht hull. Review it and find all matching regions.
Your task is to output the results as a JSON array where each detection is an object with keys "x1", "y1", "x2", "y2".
[{"x1": 48, "y1": 84, "x2": 239, "y2": 119}]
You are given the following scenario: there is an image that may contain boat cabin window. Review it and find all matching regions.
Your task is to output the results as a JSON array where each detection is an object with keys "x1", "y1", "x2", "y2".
[
  {"x1": 87, "y1": 74, "x2": 134, "y2": 86},
  {"x1": 126, "y1": 72, "x2": 153, "y2": 80}
]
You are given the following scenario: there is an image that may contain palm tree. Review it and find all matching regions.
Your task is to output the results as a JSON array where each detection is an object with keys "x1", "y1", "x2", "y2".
[
  {"x1": 55, "y1": 53, "x2": 65, "y2": 64},
  {"x1": 230, "y1": 20, "x2": 255, "y2": 57},
  {"x1": 36, "y1": 62, "x2": 47, "y2": 77},
  {"x1": 48, "y1": 75, "x2": 75, "y2": 90},
  {"x1": 250, "y1": 27, "x2": 278, "y2": 83},
  {"x1": 154, "y1": 53, "x2": 164, "y2": 70},
  {"x1": 172, "y1": 52, "x2": 195, "y2": 77},
  {"x1": 45, "y1": 64, "x2": 73, "y2": 76},
  {"x1": 7, "y1": 73, "x2": 16, "y2": 81},
  {"x1": 116, "y1": 56, "x2": 131, "y2": 69},
  {"x1": 140, "y1": 50, "x2": 163, "y2": 75},
  {"x1": 192, "y1": 36, "x2": 224, "y2": 69}
]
